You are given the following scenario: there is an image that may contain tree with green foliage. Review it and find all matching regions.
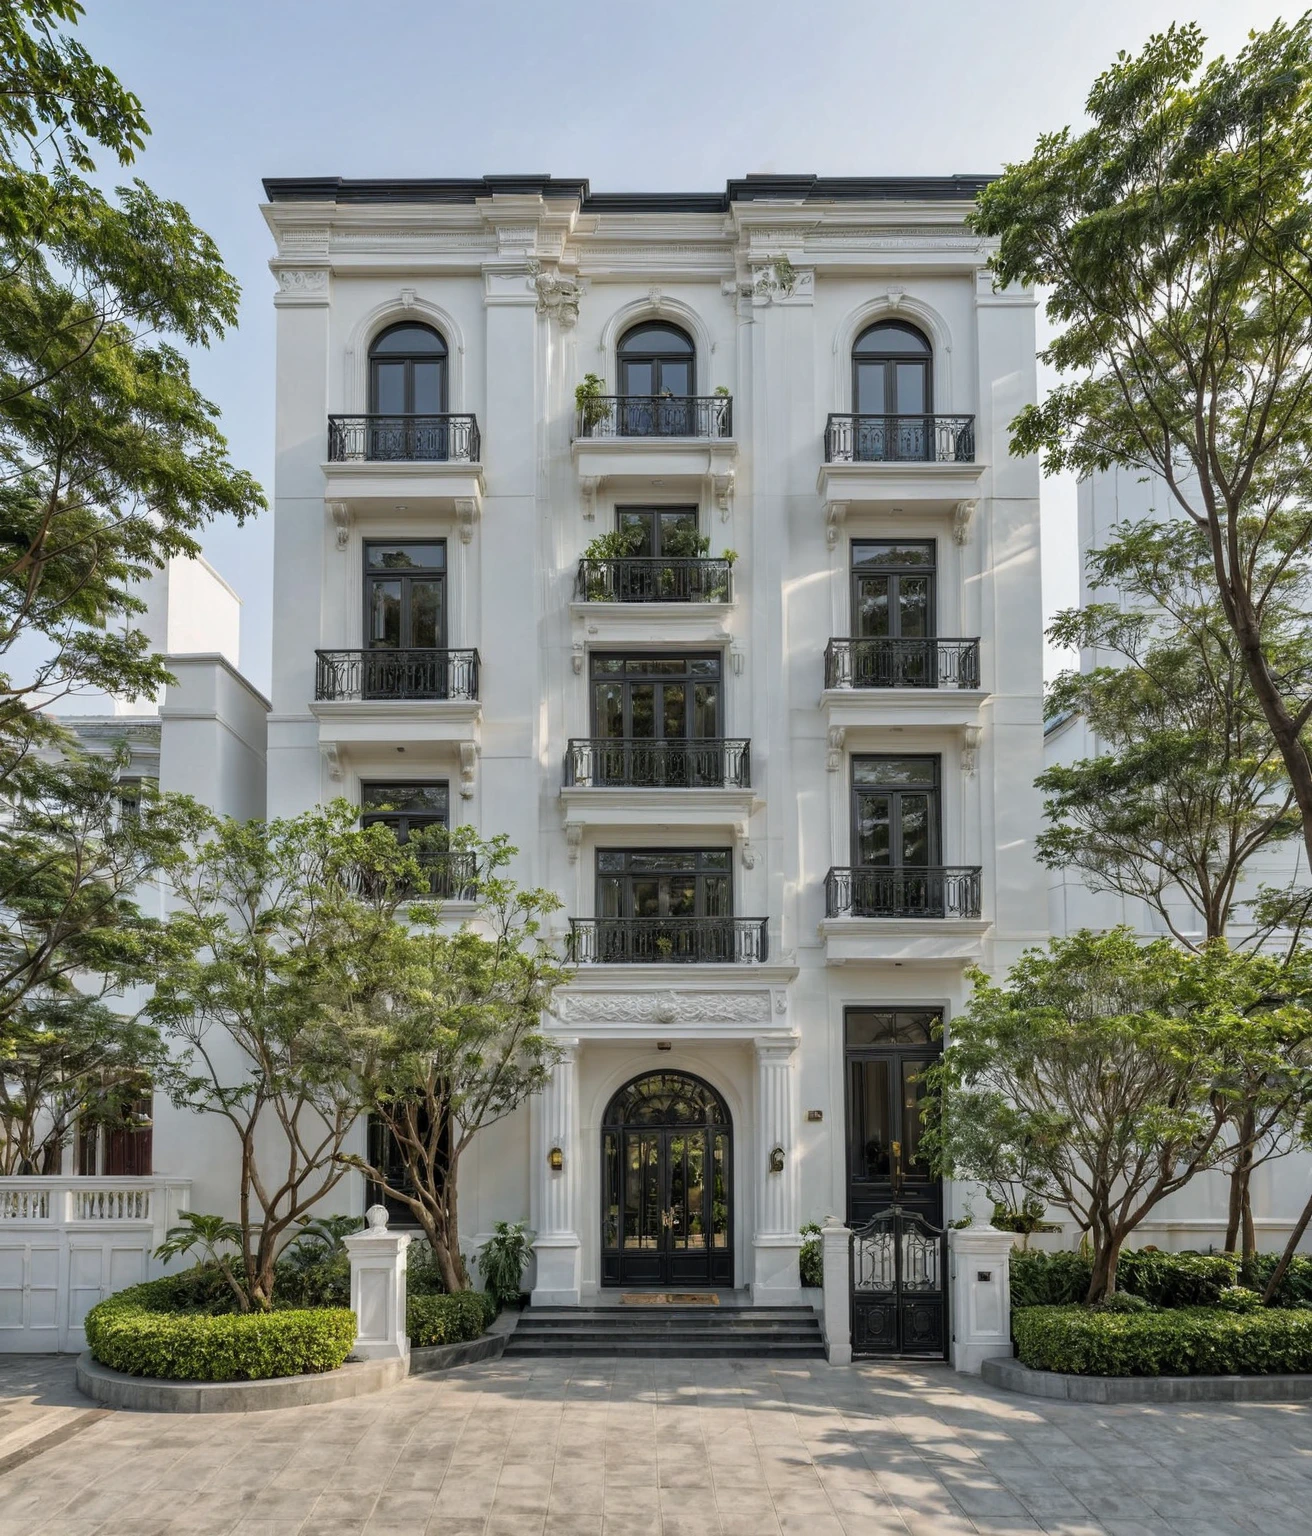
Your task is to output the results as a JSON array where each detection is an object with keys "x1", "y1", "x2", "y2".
[
  {"x1": 149, "y1": 804, "x2": 417, "y2": 1312},
  {"x1": 0, "y1": 1, "x2": 261, "y2": 772},
  {"x1": 926, "y1": 929, "x2": 1312, "y2": 1299},
  {"x1": 973, "y1": 16, "x2": 1312, "y2": 888},
  {"x1": 342, "y1": 835, "x2": 569, "y2": 1294},
  {"x1": 0, "y1": 746, "x2": 190, "y2": 1174}
]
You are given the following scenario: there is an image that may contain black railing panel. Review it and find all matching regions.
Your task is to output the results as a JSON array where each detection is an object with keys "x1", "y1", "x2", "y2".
[
  {"x1": 575, "y1": 558, "x2": 734, "y2": 604},
  {"x1": 568, "y1": 917, "x2": 768, "y2": 964},
  {"x1": 824, "y1": 637, "x2": 981, "y2": 690},
  {"x1": 314, "y1": 648, "x2": 480, "y2": 702},
  {"x1": 825, "y1": 866, "x2": 982, "y2": 920},
  {"x1": 564, "y1": 739, "x2": 751, "y2": 790},
  {"x1": 824, "y1": 413, "x2": 975, "y2": 464},
  {"x1": 575, "y1": 395, "x2": 732, "y2": 440},
  {"x1": 357, "y1": 851, "x2": 480, "y2": 903},
  {"x1": 327, "y1": 414, "x2": 481, "y2": 464}
]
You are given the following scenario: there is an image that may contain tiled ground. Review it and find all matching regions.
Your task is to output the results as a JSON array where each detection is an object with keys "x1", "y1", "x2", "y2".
[{"x1": 0, "y1": 1353, "x2": 1310, "y2": 1535}]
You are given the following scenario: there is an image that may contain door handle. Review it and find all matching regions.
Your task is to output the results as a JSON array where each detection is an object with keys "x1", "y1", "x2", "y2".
[{"x1": 891, "y1": 1140, "x2": 903, "y2": 1197}]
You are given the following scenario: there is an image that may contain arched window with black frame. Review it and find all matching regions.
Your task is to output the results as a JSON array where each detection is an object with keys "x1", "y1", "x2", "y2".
[
  {"x1": 850, "y1": 320, "x2": 932, "y2": 461},
  {"x1": 367, "y1": 322, "x2": 449, "y2": 459},
  {"x1": 616, "y1": 321, "x2": 696, "y2": 436}
]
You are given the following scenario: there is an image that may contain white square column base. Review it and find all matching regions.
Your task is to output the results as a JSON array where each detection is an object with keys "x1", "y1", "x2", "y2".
[
  {"x1": 752, "y1": 1234, "x2": 804, "y2": 1306},
  {"x1": 531, "y1": 1234, "x2": 582, "y2": 1307}
]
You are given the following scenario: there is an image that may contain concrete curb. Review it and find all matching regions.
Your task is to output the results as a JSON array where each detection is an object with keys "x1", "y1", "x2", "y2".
[
  {"x1": 982, "y1": 1354, "x2": 1312, "y2": 1403},
  {"x1": 75, "y1": 1352, "x2": 408, "y2": 1413},
  {"x1": 407, "y1": 1308, "x2": 519, "y2": 1376}
]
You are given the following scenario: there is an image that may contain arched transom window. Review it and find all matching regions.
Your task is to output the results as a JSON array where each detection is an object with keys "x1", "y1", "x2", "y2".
[
  {"x1": 617, "y1": 321, "x2": 695, "y2": 398},
  {"x1": 852, "y1": 320, "x2": 931, "y2": 417},
  {"x1": 369, "y1": 322, "x2": 448, "y2": 416},
  {"x1": 602, "y1": 1070, "x2": 728, "y2": 1128}
]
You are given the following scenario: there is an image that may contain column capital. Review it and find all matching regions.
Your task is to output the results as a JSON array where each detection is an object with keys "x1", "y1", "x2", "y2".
[{"x1": 753, "y1": 1034, "x2": 798, "y2": 1064}]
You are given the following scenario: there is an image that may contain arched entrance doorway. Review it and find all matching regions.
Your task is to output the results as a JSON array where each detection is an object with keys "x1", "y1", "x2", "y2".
[{"x1": 601, "y1": 1071, "x2": 732, "y2": 1288}]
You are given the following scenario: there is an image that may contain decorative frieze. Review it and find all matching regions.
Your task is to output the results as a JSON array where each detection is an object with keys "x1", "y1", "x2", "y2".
[{"x1": 552, "y1": 989, "x2": 771, "y2": 1026}]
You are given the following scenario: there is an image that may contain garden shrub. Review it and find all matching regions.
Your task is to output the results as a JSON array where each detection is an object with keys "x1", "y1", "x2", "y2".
[
  {"x1": 799, "y1": 1223, "x2": 823, "y2": 1289},
  {"x1": 1214, "y1": 1287, "x2": 1263, "y2": 1314},
  {"x1": 1013, "y1": 1306, "x2": 1312, "y2": 1376},
  {"x1": 84, "y1": 1279, "x2": 355, "y2": 1380},
  {"x1": 407, "y1": 1290, "x2": 491, "y2": 1348},
  {"x1": 1243, "y1": 1254, "x2": 1312, "y2": 1308},
  {"x1": 1010, "y1": 1248, "x2": 1238, "y2": 1308}
]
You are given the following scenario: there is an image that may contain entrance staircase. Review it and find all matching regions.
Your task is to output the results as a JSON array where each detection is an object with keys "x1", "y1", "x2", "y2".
[{"x1": 504, "y1": 1303, "x2": 825, "y2": 1359}]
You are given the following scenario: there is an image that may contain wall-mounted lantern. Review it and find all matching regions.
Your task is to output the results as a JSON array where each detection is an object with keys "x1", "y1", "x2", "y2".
[
  {"x1": 548, "y1": 1146, "x2": 564, "y2": 1172},
  {"x1": 768, "y1": 1145, "x2": 785, "y2": 1174}
]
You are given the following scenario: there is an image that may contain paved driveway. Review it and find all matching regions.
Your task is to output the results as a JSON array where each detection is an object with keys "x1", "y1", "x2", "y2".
[{"x1": 0, "y1": 1353, "x2": 1309, "y2": 1535}]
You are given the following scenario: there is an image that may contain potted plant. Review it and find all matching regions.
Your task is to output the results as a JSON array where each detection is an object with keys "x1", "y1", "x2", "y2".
[
  {"x1": 580, "y1": 526, "x2": 646, "y2": 600},
  {"x1": 478, "y1": 1220, "x2": 535, "y2": 1309},
  {"x1": 575, "y1": 373, "x2": 609, "y2": 434}
]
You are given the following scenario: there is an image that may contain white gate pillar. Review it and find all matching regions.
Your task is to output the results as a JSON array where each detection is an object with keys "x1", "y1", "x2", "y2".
[
  {"x1": 532, "y1": 1038, "x2": 582, "y2": 1306},
  {"x1": 820, "y1": 1216, "x2": 852, "y2": 1364},
  {"x1": 948, "y1": 1220, "x2": 1014, "y2": 1374},
  {"x1": 752, "y1": 1036, "x2": 802, "y2": 1305},
  {"x1": 344, "y1": 1205, "x2": 410, "y2": 1360}
]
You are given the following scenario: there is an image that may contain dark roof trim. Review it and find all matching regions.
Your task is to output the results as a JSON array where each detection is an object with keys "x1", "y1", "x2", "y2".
[{"x1": 262, "y1": 173, "x2": 994, "y2": 209}]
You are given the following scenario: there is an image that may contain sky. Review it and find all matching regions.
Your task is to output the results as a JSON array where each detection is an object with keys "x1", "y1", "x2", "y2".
[{"x1": 78, "y1": 0, "x2": 1294, "y2": 694}]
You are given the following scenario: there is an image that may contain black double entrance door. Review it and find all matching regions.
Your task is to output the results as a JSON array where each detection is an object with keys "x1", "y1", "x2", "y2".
[{"x1": 601, "y1": 1071, "x2": 732, "y2": 1288}]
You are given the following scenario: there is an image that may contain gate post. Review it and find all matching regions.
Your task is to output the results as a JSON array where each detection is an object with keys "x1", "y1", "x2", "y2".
[
  {"x1": 344, "y1": 1205, "x2": 411, "y2": 1361},
  {"x1": 947, "y1": 1220, "x2": 1013, "y2": 1374},
  {"x1": 820, "y1": 1216, "x2": 852, "y2": 1365}
]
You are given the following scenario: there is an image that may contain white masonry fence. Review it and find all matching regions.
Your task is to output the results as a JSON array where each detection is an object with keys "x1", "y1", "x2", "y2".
[{"x1": 0, "y1": 1176, "x2": 191, "y2": 1353}]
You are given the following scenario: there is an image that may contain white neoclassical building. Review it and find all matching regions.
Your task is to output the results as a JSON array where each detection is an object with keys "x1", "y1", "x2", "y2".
[{"x1": 252, "y1": 172, "x2": 1048, "y2": 1340}]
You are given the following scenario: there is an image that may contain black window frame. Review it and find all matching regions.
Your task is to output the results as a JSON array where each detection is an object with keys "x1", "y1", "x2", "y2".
[
  {"x1": 368, "y1": 321, "x2": 449, "y2": 416},
  {"x1": 617, "y1": 321, "x2": 696, "y2": 398},
  {"x1": 850, "y1": 539, "x2": 938, "y2": 640},
  {"x1": 589, "y1": 652, "x2": 723, "y2": 741},
  {"x1": 850, "y1": 754, "x2": 942, "y2": 869},
  {"x1": 595, "y1": 847, "x2": 734, "y2": 921},
  {"x1": 615, "y1": 505, "x2": 702, "y2": 558},
  {"x1": 362, "y1": 539, "x2": 448, "y2": 652},
  {"x1": 359, "y1": 780, "x2": 451, "y2": 843},
  {"x1": 851, "y1": 320, "x2": 932, "y2": 416}
]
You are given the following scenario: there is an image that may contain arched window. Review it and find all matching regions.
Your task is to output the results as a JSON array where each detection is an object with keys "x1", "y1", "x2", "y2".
[
  {"x1": 617, "y1": 321, "x2": 695, "y2": 398},
  {"x1": 369, "y1": 322, "x2": 448, "y2": 416},
  {"x1": 603, "y1": 1070, "x2": 729, "y2": 1128},
  {"x1": 852, "y1": 321, "x2": 931, "y2": 417}
]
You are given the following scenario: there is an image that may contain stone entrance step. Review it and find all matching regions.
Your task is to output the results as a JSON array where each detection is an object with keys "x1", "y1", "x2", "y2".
[{"x1": 504, "y1": 1304, "x2": 826, "y2": 1358}]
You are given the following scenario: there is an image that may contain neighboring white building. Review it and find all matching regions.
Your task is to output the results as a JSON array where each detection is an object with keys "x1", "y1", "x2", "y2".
[
  {"x1": 256, "y1": 171, "x2": 1048, "y2": 1330},
  {"x1": 1046, "y1": 465, "x2": 1312, "y2": 1250}
]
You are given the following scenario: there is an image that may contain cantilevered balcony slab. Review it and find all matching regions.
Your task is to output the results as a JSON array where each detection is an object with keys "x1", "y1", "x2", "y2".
[
  {"x1": 571, "y1": 438, "x2": 739, "y2": 514},
  {"x1": 560, "y1": 786, "x2": 758, "y2": 840},
  {"x1": 820, "y1": 916, "x2": 991, "y2": 965},
  {"x1": 322, "y1": 460, "x2": 485, "y2": 535}
]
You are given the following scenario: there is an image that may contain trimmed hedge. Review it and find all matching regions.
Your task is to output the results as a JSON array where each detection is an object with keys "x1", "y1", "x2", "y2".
[
  {"x1": 1013, "y1": 1305, "x2": 1312, "y2": 1377},
  {"x1": 1242, "y1": 1254, "x2": 1312, "y2": 1308},
  {"x1": 84, "y1": 1280, "x2": 356, "y2": 1381},
  {"x1": 1010, "y1": 1248, "x2": 1239, "y2": 1309},
  {"x1": 408, "y1": 1290, "x2": 492, "y2": 1348}
]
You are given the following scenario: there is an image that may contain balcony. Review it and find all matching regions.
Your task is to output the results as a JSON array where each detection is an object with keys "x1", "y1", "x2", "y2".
[
  {"x1": 820, "y1": 866, "x2": 988, "y2": 966},
  {"x1": 824, "y1": 413, "x2": 974, "y2": 465},
  {"x1": 315, "y1": 649, "x2": 479, "y2": 702},
  {"x1": 571, "y1": 397, "x2": 738, "y2": 510},
  {"x1": 328, "y1": 414, "x2": 481, "y2": 463},
  {"x1": 568, "y1": 917, "x2": 768, "y2": 965},
  {"x1": 359, "y1": 849, "x2": 479, "y2": 904},
  {"x1": 565, "y1": 739, "x2": 750, "y2": 790},
  {"x1": 310, "y1": 649, "x2": 482, "y2": 768},
  {"x1": 575, "y1": 396, "x2": 732, "y2": 441},
  {"x1": 576, "y1": 558, "x2": 733, "y2": 605},
  {"x1": 817, "y1": 413, "x2": 983, "y2": 536},
  {"x1": 322, "y1": 414, "x2": 484, "y2": 532},
  {"x1": 825, "y1": 638, "x2": 981, "y2": 691}
]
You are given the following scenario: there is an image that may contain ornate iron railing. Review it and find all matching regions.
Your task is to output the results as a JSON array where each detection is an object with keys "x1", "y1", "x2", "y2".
[
  {"x1": 314, "y1": 648, "x2": 480, "y2": 702},
  {"x1": 568, "y1": 917, "x2": 768, "y2": 964},
  {"x1": 575, "y1": 395, "x2": 733, "y2": 440},
  {"x1": 564, "y1": 738, "x2": 751, "y2": 790},
  {"x1": 358, "y1": 849, "x2": 479, "y2": 903},
  {"x1": 824, "y1": 413, "x2": 975, "y2": 464},
  {"x1": 824, "y1": 637, "x2": 981, "y2": 690},
  {"x1": 575, "y1": 557, "x2": 734, "y2": 604},
  {"x1": 825, "y1": 866, "x2": 982, "y2": 920},
  {"x1": 327, "y1": 413, "x2": 481, "y2": 463}
]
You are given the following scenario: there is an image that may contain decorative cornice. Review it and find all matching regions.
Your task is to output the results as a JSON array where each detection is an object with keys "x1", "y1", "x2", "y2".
[{"x1": 553, "y1": 988, "x2": 772, "y2": 1025}]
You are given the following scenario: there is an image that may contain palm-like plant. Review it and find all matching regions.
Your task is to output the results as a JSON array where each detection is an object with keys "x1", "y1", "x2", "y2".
[{"x1": 154, "y1": 1211, "x2": 249, "y2": 1311}]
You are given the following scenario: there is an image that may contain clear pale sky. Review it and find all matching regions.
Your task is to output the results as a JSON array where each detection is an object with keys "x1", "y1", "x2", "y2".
[{"x1": 82, "y1": 1, "x2": 1294, "y2": 694}]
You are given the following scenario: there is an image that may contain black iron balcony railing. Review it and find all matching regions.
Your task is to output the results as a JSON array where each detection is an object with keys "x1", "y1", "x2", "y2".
[
  {"x1": 575, "y1": 395, "x2": 733, "y2": 440},
  {"x1": 357, "y1": 850, "x2": 480, "y2": 903},
  {"x1": 825, "y1": 866, "x2": 982, "y2": 920},
  {"x1": 327, "y1": 413, "x2": 481, "y2": 464},
  {"x1": 564, "y1": 738, "x2": 751, "y2": 789},
  {"x1": 568, "y1": 916, "x2": 768, "y2": 964},
  {"x1": 825, "y1": 637, "x2": 981, "y2": 690},
  {"x1": 314, "y1": 648, "x2": 480, "y2": 702},
  {"x1": 824, "y1": 413, "x2": 975, "y2": 464},
  {"x1": 576, "y1": 557, "x2": 734, "y2": 604}
]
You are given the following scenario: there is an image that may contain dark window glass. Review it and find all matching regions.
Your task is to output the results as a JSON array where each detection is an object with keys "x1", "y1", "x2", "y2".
[
  {"x1": 595, "y1": 848, "x2": 732, "y2": 920},
  {"x1": 852, "y1": 541, "x2": 936, "y2": 644},
  {"x1": 852, "y1": 322, "x2": 930, "y2": 417},
  {"x1": 360, "y1": 781, "x2": 450, "y2": 837},
  {"x1": 616, "y1": 507, "x2": 701, "y2": 558},
  {"x1": 590, "y1": 653, "x2": 721, "y2": 740},
  {"x1": 363, "y1": 542, "x2": 446, "y2": 651},
  {"x1": 851, "y1": 757, "x2": 940, "y2": 868},
  {"x1": 603, "y1": 1071, "x2": 727, "y2": 1126},
  {"x1": 845, "y1": 1010, "x2": 941, "y2": 1047},
  {"x1": 368, "y1": 323, "x2": 448, "y2": 415},
  {"x1": 618, "y1": 322, "x2": 696, "y2": 398}
]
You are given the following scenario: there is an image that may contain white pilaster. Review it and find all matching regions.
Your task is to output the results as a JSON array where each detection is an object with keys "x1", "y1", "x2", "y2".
[
  {"x1": 752, "y1": 1036, "x2": 802, "y2": 1304},
  {"x1": 820, "y1": 1216, "x2": 853, "y2": 1365},
  {"x1": 531, "y1": 1038, "x2": 582, "y2": 1306}
]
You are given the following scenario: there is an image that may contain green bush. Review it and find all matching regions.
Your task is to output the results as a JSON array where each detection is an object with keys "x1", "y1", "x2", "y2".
[
  {"x1": 84, "y1": 1280, "x2": 355, "y2": 1381},
  {"x1": 799, "y1": 1223, "x2": 823, "y2": 1289},
  {"x1": 1010, "y1": 1248, "x2": 1239, "y2": 1308},
  {"x1": 1215, "y1": 1287, "x2": 1263, "y2": 1314},
  {"x1": 1243, "y1": 1254, "x2": 1312, "y2": 1308},
  {"x1": 1013, "y1": 1305, "x2": 1312, "y2": 1376},
  {"x1": 407, "y1": 1290, "x2": 491, "y2": 1349}
]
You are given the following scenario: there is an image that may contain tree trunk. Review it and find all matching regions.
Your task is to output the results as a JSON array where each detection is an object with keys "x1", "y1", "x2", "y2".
[
  {"x1": 1225, "y1": 1164, "x2": 1243, "y2": 1254},
  {"x1": 1086, "y1": 1227, "x2": 1124, "y2": 1302},
  {"x1": 1263, "y1": 1191, "x2": 1312, "y2": 1304},
  {"x1": 1225, "y1": 1116, "x2": 1256, "y2": 1256},
  {"x1": 1242, "y1": 1180, "x2": 1256, "y2": 1265}
]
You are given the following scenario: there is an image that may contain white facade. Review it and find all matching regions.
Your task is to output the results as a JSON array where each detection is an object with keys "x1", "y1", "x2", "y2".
[{"x1": 259, "y1": 173, "x2": 1048, "y2": 1304}]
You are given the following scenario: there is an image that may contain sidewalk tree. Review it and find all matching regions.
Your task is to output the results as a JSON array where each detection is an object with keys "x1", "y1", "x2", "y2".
[
  {"x1": 0, "y1": 1, "x2": 262, "y2": 774},
  {"x1": 342, "y1": 835, "x2": 569, "y2": 1294},
  {"x1": 149, "y1": 803, "x2": 415, "y2": 1312}
]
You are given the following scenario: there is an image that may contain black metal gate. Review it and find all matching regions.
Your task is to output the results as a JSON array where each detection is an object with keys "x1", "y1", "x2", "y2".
[{"x1": 851, "y1": 1203, "x2": 947, "y2": 1358}]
